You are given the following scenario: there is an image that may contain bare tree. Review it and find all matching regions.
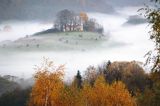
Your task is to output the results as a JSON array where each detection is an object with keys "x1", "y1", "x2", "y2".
[{"x1": 56, "y1": 9, "x2": 75, "y2": 31}]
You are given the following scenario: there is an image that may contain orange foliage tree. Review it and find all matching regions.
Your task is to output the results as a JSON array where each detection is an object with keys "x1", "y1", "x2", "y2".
[{"x1": 28, "y1": 58, "x2": 65, "y2": 106}]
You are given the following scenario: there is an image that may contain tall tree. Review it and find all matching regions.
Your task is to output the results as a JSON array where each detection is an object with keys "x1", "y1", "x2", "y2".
[
  {"x1": 137, "y1": 1, "x2": 160, "y2": 105},
  {"x1": 75, "y1": 70, "x2": 82, "y2": 89},
  {"x1": 56, "y1": 9, "x2": 75, "y2": 31},
  {"x1": 141, "y1": 0, "x2": 160, "y2": 72},
  {"x1": 28, "y1": 58, "x2": 65, "y2": 106}
]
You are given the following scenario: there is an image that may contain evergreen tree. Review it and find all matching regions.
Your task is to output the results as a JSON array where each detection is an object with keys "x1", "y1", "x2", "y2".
[{"x1": 75, "y1": 70, "x2": 82, "y2": 89}]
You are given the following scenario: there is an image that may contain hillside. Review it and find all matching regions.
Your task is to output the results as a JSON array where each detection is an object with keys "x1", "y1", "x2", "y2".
[
  {"x1": 0, "y1": 76, "x2": 19, "y2": 96},
  {"x1": 0, "y1": 0, "x2": 114, "y2": 22},
  {"x1": 0, "y1": 32, "x2": 108, "y2": 52}
]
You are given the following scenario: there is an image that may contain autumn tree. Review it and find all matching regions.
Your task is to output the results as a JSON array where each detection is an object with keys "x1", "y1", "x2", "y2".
[
  {"x1": 27, "y1": 58, "x2": 137, "y2": 106},
  {"x1": 58, "y1": 85, "x2": 82, "y2": 106},
  {"x1": 110, "y1": 81, "x2": 136, "y2": 106},
  {"x1": 81, "y1": 75, "x2": 136, "y2": 106},
  {"x1": 102, "y1": 61, "x2": 150, "y2": 95},
  {"x1": 79, "y1": 12, "x2": 88, "y2": 22},
  {"x1": 81, "y1": 81, "x2": 94, "y2": 106},
  {"x1": 58, "y1": 71, "x2": 84, "y2": 106},
  {"x1": 28, "y1": 58, "x2": 65, "y2": 106}
]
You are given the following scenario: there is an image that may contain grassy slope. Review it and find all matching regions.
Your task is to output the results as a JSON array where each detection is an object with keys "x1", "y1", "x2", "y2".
[{"x1": 0, "y1": 32, "x2": 107, "y2": 52}]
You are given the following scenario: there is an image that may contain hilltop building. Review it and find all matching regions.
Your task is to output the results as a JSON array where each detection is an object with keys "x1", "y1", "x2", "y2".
[
  {"x1": 54, "y1": 9, "x2": 104, "y2": 33},
  {"x1": 54, "y1": 15, "x2": 84, "y2": 32}
]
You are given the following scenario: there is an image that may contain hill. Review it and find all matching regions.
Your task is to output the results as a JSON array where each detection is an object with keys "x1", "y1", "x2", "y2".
[
  {"x1": 34, "y1": 28, "x2": 60, "y2": 35},
  {"x1": 0, "y1": 32, "x2": 107, "y2": 52},
  {"x1": 0, "y1": 76, "x2": 19, "y2": 96},
  {"x1": 0, "y1": 0, "x2": 114, "y2": 22}
]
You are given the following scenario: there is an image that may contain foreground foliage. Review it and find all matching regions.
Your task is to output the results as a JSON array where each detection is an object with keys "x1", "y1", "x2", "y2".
[
  {"x1": 28, "y1": 59, "x2": 136, "y2": 106},
  {"x1": 28, "y1": 58, "x2": 65, "y2": 106},
  {"x1": 137, "y1": 0, "x2": 160, "y2": 105},
  {"x1": 0, "y1": 60, "x2": 159, "y2": 106}
]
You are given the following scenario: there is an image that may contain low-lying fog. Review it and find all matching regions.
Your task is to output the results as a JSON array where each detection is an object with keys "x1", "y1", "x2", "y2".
[{"x1": 0, "y1": 6, "x2": 154, "y2": 79}]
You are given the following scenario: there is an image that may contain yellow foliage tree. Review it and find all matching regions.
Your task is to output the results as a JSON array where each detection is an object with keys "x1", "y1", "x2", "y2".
[
  {"x1": 28, "y1": 58, "x2": 65, "y2": 106},
  {"x1": 79, "y1": 12, "x2": 88, "y2": 22},
  {"x1": 58, "y1": 74, "x2": 83, "y2": 106},
  {"x1": 81, "y1": 75, "x2": 136, "y2": 106},
  {"x1": 81, "y1": 82, "x2": 93, "y2": 106},
  {"x1": 110, "y1": 81, "x2": 136, "y2": 106}
]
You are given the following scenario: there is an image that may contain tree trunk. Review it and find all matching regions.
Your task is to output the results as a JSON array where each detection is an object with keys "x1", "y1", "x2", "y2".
[{"x1": 44, "y1": 89, "x2": 49, "y2": 106}]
